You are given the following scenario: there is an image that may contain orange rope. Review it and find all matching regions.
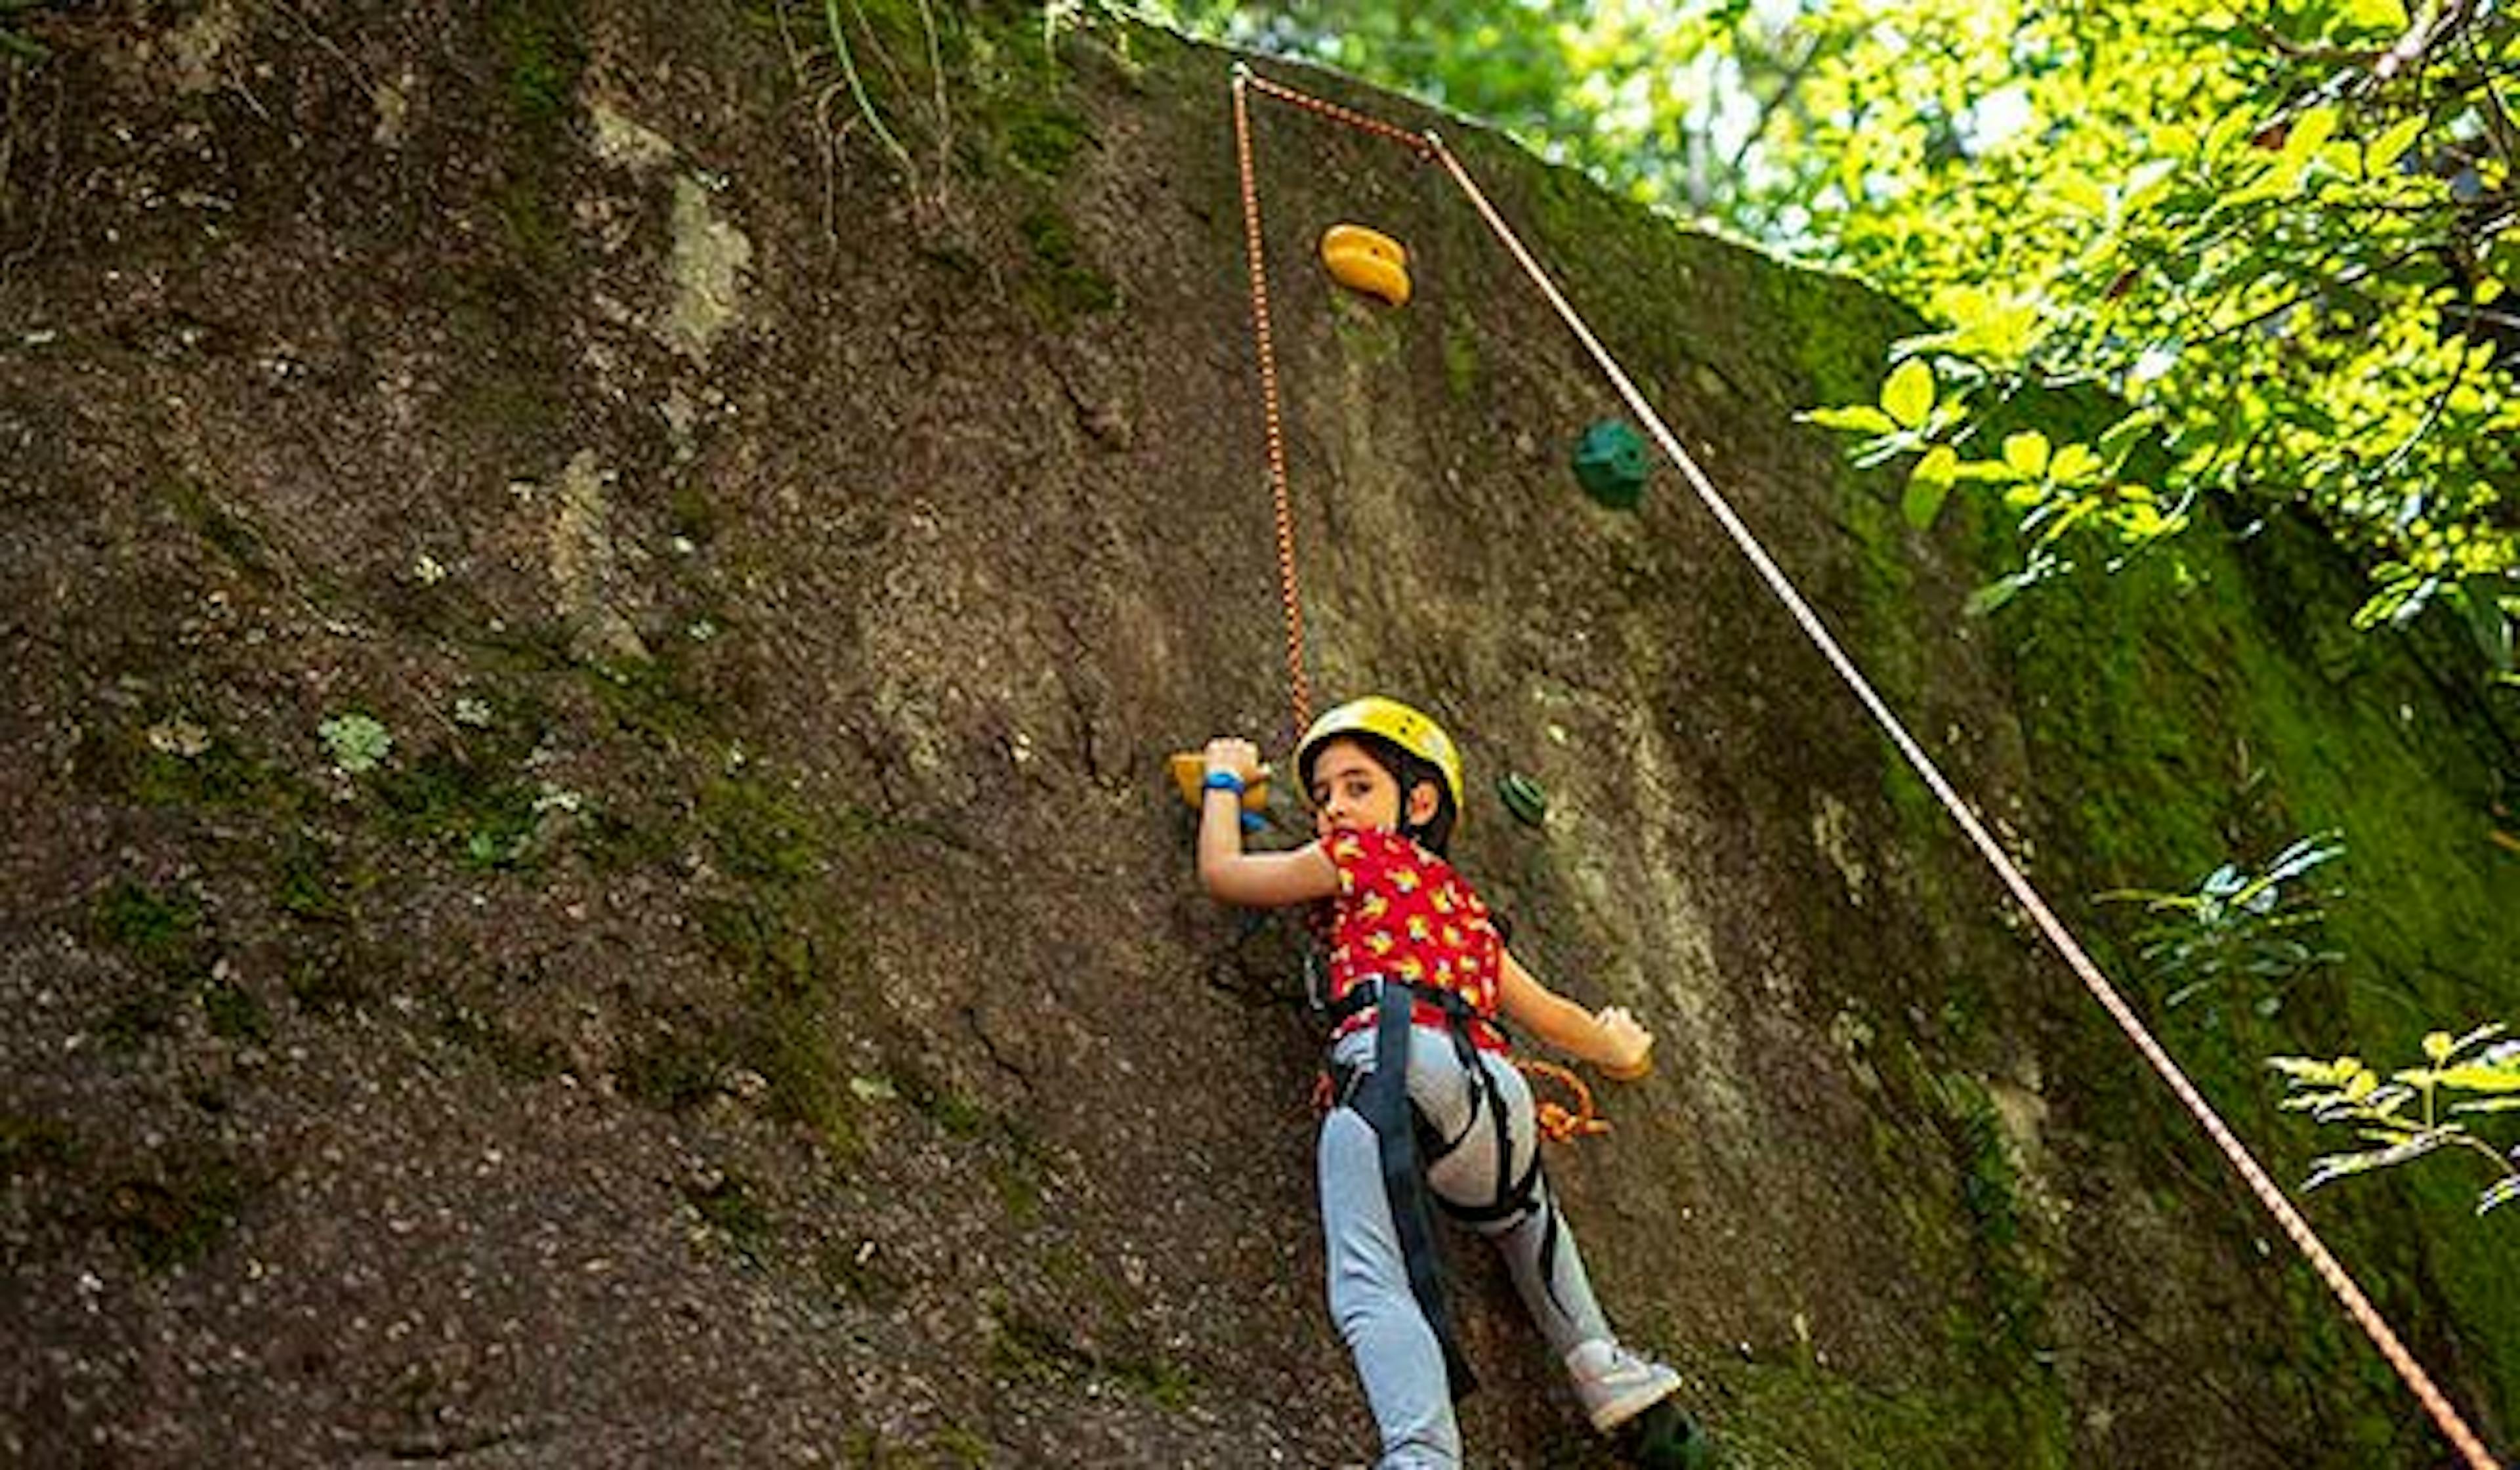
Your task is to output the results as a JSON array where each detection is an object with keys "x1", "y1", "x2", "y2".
[
  {"x1": 1228, "y1": 69, "x2": 1312, "y2": 738},
  {"x1": 1230, "y1": 60, "x2": 2500, "y2": 1470},
  {"x1": 1519, "y1": 1058, "x2": 1612, "y2": 1143},
  {"x1": 1239, "y1": 68, "x2": 1438, "y2": 157},
  {"x1": 1226, "y1": 66, "x2": 1440, "y2": 738}
]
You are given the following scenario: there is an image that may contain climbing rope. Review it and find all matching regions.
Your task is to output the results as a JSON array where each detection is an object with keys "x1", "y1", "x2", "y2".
[
  {"x1": 1227, "y1": 62, "x2": 2502, "y2": 1470},
  {"x1": 1228, "y1": 68, "x2": 1320, "y2": 738},
  {"x1": 1521, "y1": 1058, "x2": 1612, "y2": 1143}
]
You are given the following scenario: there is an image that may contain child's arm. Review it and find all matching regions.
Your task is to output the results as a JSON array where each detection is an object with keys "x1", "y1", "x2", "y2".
[
  {"x1": 1496, "y1": 948, "x2": 1654, "y2": 1076},
  {"x1": 1196, "y1": 736, "x2": 1339, "y2": 908}
]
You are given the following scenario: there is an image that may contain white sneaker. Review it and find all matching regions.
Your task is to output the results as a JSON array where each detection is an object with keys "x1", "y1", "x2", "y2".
[{"x1": 1564, "y1": 1338, "x2": 1683, "y2": 1432}]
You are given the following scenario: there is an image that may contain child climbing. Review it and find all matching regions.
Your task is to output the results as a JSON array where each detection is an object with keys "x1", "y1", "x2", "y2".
[{"x1": 1194, "y1": 695, "x2": 1695, "y2": 1469}]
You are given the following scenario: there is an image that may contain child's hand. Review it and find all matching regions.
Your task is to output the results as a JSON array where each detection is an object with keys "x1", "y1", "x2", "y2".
[
  {"x1": 1203, "y1": 736, "x2": 1265, "y2": 787},
  {"x1": 1593, "y1": 1005, "x2": 1654, "y2": 1081}
]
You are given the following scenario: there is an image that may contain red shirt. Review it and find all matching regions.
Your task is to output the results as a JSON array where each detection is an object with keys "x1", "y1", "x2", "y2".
[{"x1": 1321, "y1": 828, "x2": 1508, "y2": 1052}]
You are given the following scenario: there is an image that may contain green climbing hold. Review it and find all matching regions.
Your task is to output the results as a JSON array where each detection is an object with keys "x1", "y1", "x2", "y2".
[
  {"x1": 1572, "y1": 419, "x2": 1650, "y2": 511},
  {"x1": 1619, "y1": 1396, "x2": 1713, "y2": 1469},
  {"x1": 1498, "y1": 772, "x2": 1548, "y2": 828}
]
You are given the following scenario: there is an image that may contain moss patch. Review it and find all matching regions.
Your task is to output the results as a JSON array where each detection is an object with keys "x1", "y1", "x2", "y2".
[
  {"x1": 999, "y1": 96, "x2": 1092, "y2": 179},
  {"x1": 1017, "y1": 205, "x2": 1118, "y2": 325},
  {"x1": 684, "y1": 1169, "x2": 774, "y2": 1264},
  {"x1": 990, "y1": 1304, "x2": 1200, "y2": 1411},
  {"x1": 105, "y1": 1157, "x2": 250, "y2": 1272},
  {"x1": 488, "y1": 0, "x2": 585, "y2": 129},
  {"x1": 1698, "y1": 1355, "x2": 2062, "y2": 1469}
]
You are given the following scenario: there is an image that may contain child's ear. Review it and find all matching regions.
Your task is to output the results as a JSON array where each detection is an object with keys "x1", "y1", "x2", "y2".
[{"x1": 1407, "y1": 780, "x2": 1441, "y2": 826}]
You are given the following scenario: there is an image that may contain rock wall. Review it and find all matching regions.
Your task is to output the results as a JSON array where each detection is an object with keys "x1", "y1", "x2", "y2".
[{"x1": 4, "y1": 3, "x2": 2515, "y2": 1465}]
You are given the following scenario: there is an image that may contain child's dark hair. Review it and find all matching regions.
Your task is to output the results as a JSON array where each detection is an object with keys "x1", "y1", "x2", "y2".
[{"x1": 1349, "y1": 733, "x2": 1458, "y2": 856}]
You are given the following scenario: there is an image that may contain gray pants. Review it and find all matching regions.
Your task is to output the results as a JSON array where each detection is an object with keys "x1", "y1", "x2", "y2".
[{"x1": 1318, "y1": 1025, "x2": 1612, "y2": 1469}]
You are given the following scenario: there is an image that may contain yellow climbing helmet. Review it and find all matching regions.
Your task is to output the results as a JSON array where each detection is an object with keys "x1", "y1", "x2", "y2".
[{"x1": 1295, "y1": 696, "x2": 1465, "y2": 814}]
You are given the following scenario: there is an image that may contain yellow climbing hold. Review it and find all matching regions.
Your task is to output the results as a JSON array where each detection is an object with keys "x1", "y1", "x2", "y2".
[
  {"x1": 1321, "y1": 223, "x2": 1410, "y2": 307},
  {"x1": 1167, "y1": 751, "x2": 1272, "y2": 812}
]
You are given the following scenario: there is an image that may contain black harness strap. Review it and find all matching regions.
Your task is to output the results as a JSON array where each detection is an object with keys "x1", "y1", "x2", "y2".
[{"x1": 1356, "y1": 985, "x2": 1479, "y2": 1397}]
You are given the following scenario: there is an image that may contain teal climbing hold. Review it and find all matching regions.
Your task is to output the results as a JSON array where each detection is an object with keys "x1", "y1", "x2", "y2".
[
  {"x1": 1573, "y1": 419, "x2": 1650, "y2": 511},
  {"x1": 1619, "y1": 1397, "x2": 1712, "y2": 1469},
  {"x1": 1498, "y1": 772, "x2": 1549, "y2": 828}
]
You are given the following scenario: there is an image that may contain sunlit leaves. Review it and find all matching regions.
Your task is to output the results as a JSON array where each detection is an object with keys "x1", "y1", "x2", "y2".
[
  {"x1": 2362, "y1": 114, "x2": 2426, "y2": 175},
  {"x1": 1165, "y1": 0, "x2": 2520, "y2": 673},
  {"x1": 1906, "y1": 445, "x2": 1958, "y2": 529},
  {"x1": 2272, "y1": 1024, "x2": 2520, "y2": 1215},
  {"x1": 1881, "y1": 358, "x2": 1935, "y2": 429}
]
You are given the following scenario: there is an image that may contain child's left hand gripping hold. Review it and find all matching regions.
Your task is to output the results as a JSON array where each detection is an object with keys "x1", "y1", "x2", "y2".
[{"x1": 1591, "y1": 1004, "x2": 1656, "y2": 1082}]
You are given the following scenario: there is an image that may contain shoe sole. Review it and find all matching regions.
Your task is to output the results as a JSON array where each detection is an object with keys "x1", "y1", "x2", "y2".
[{"x1": 1587, "y1": 1374, "x2": 1681, "y2": 1432}]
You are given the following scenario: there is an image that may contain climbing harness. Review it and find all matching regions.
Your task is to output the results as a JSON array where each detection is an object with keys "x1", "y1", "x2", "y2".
[
  {"x1": 1326, "y1": 975, "x2": 1576, "y2": 1400},
  {"x1": 1226, "y1": 60, "x2": 2503, "y2": 1469}
]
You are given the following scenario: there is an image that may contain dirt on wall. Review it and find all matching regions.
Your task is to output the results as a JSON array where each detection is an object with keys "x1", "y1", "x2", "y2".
[{"x1": 4, "y1": 3, "x2": 2515, "y2": 1467}]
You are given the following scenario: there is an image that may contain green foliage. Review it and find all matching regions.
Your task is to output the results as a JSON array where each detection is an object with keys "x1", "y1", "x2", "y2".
[
  {"x1": 2097, "y1": 831, "x2": 2346, "y2": 1017},
  {"x1": 489, "y1": 0, "x2": 585, "y2": 127},
  {"x1": 1170, "y1": 0, "x2": 2520, "y2": 673},
  {"x1": 318, "y1": 712, "x2": 392, "y2": 774},
  {"x1": 2271, "y1": 1024, "x2": 2520, "y2": 1215},
  {"x1": 0, "y1": 1, "x2": 62, "y2": 61},
  {"x1": 684, "y1": 1169, "x2": 775, "y2": 1263}
]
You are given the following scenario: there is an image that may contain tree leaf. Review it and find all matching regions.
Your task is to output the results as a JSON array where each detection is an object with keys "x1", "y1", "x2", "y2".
[
  {"x1": 2050, "y1": 442, "x2": 2103, "y2": 483},
  {"x1": 1904, "y1": 445, "x2": 1958, "y2": 528},
  {"x1": 1881, "y1": 358, "x2": 1936, "y2": 430},
  {"x1": 2455, "y1": 576, "x2": 2515, "y2": 672},
  {"x1": 2003, "y1": 430, "x2": 2051, "y2": 478},
  {"x1": 2364, "y1": 114, "x2": 2425, "y2": 175},
  {"x1": 2438, "y1": 1062, "x2": 2520, "y2": 1093},
  {"x1": 2055, "y1": 170, "x2": 2109, "y2": 215},
  {"x1": 1965, "y1": 574, "x2": 2025, "y2": 616},
  {"x1": 2302, "y1": 1129, "x2": 2449, "y2": 1189},
  {"x1": 2098, "y1": 410, "x2": 2156, "y2": 467},
  {"x1": 2278, "y1": 106, "x2": 2340, "y2": 184},
  {"x1": 1800, "y1": 404, "x2": 1900, "y2": 434}
]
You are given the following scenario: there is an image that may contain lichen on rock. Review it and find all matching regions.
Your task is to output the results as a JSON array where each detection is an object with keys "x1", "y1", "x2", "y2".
[{"x1": 665, "y1": 175, "x2": 750, "y2": 362}]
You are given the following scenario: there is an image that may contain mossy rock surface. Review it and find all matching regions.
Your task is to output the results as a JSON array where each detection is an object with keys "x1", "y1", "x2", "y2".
[{"x1": 1, "y1": 4, "x2": 2513, "y2": 1466}]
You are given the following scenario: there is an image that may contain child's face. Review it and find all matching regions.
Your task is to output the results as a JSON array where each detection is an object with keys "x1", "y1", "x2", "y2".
[{"x1": 1309, "y1": 736, "x2": 1434, "y2": 840}]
